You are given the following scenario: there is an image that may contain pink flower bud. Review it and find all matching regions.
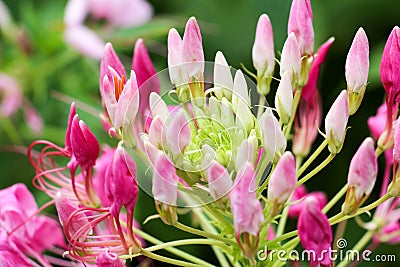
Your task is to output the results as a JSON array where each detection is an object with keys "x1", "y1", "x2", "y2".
[
  {"x1": 348, "y1": 137, "x2": 378, "y2": 198},
  {"x1": 105, "y1": 144, "x2": 138, "y2": 218},
  {"x1": 230, "y1": 162, "x2": 264, "y2": 258},
  {"x1": 132, "y1": 39, "x2": 160, "y2": 118},
  {"x1": 95, "y1": 249, "x2": 126, "y2": 267},
  {"x1": 259, "y1": 108, "x2": 287, "y2": 162},
  {"x1": 268, "y1": 151, "x2": 297, "y2": 205},
  {"x1": 67, "y1": 114, "x2": 100, "y2": 175},
  {"x1": 65, "y1": 102, "x2": 77, "y2": 153},
  {"x1": 206, "y1": 160, "x2": 233, "y2": 200},
  {"x1": 380, "y1": 26, "x2": 400, "y2": 105},
  {"x1": 182, "y1": 17, "x2": 204, "y2": 80},
  {"x1": 275, "y1": 71, "x2": 293, "y2": 124},
  {"x1": 298, "y1": 197, "x2": 332, "y2": 267},
  {"x1": 288, "y1": 0, "x2": 314, "y2": 55},
  {"x1": 280, "y1": 33, "x2": 301, "y2": 83},
  {"x1": 166, "y1": 109, "x2": 191, "y2": 156},
  {"x1": 325, "y1": 90, "x2": 349, "y2": 154},
  {"x1": 342, "y1": 138, "x2": 377, "y2": 214},
  {"x1": 168, "y1": 28, "x2": 189, "y2": 86},
  {"x1": 100, "y1": 43, "x2": 126, "y2": 96},
  {"x1": 345, "y1": 28, "x2": 369, "y2": 93},
  {"x1": 252, "y1": 14, "x2": 275, "y2": 77}
]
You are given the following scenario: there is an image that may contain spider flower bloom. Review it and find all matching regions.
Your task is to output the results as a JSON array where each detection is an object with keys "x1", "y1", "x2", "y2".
[
  {"x1": 288, "y1": 0, "x2": 314, "y2": 56},
  {"x1": 230, "y1": 162, "x2": 264, "y2": 259},
  {"x1": 342, "y1": 137, "x2": 377, "y2": 214},
  {"x1": 252, "y1": 14, "x2": 275, "y2": 95},
  {"x1": 280, "y1": 32, "x2": 301, "y2": 85},
  {"x1": 380, "y1": 26, "x2": 400, "y2": 139},
  {"x1": 298, "y1": 196, "x2": 332, "y2": 267},
  {"x1": 152, "y1": 152, "x2": 179, "y2": 225},
  {"x1": 325, "y1": 90, "x2": 349, "y2": 154},
  {"x1": 294, "y1": 38, "x2": 333, "y2": 157},
  {"x1": 275, "y1": 71, "x2": 293, "y2": 124},
  {"x1": 268, "y1": 151, "x2": 297, "y2": 214},
  {"x1": 346, "y1": 27, "x2": 369, "y2": 115}
]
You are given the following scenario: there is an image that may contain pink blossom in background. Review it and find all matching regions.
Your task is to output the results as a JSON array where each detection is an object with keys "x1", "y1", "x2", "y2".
[{"x1": 64, "y1": 0, "x2": 153, "y2": 59}]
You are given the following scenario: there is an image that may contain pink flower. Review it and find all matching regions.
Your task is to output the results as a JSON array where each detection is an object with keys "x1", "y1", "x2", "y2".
[
  {"x1": 230, "y1": 162, "x2": 264, "y2": 258},
  {"x1": 342, "y1": 137, "x2": 378, "y2": 214},
  {"x1": 268, "y1": 151, "x2": 297, "y2": 205},
  {"x1": 252, "y1": 14, "x2": 275, "y2": 78},
  {"x1": 288, "y1": 0, "x2": 314, "y2": 55},
  {"x1": 368, "y1": 103, "x2": 387, "y2": 140},
  {"x1": 132, "y1": 39, "x2": 160, "y2": 120},
  {"x1": 298, "y1": 196, "x2": 332, "y2": 267},
  {"x1": 0, "y1": 74, "x2": 22, "y2": 117},
  {"x1": 95, "y1": 249, "x2": 126, "y2": 267},
  {"x1": 105, "y1": 144, "x2": 138, "y2": 219},
  {"x1": 93, "y1": 146, "x2": 116, "y2": 207},
  {"x1": 325, "y1": 90, "x2": 349, "y2": 154},
  {"x1": 0, "y1": 229, "x2": 31, "y2": 267},
  {"x1": 288, "y1": 185, "x2": 327, "y2": 218},
  {"x1": 64, "y1": 0, "x2": 153, "y2": 59}
]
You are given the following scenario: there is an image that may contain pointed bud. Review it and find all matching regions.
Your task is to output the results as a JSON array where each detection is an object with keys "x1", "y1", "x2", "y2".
[
  {"x1": 149, "y1": 92, "x2": 169, "y2": 122},
  {"x1": 214, "y1": 51, "x2": 233, "y2": 100},
  {"x1": 288, "y1": 0, "x2": 314, "y2": 55},
  {"x1": 65, "y1": 102, "x2": 77, "y2": 153},
  {"x1": 346, "y1": 28, "x2": 369, "y2": 115},
  {"x1": 325, "y1": 90, "x2": 349, "y2": 154},
  {"x1": 252, "y1": 14, "x2": 275, "y2": 85},
  {"x1": 205, "y1": 160, "x2": 232, "y2": 200},
  {"x1": 342, "y1": 138, "x2": 377, "y2": 214},
  {"x1": 230, "y1": 162, "x2": 264, "y2": 258},
  {"x1": 167, "y1": 28, "x2": 189, "y2": 87},
  {"x1": 232, "y1": 70, "x2": 250, "y2": 108},
  {"x1": 68, "y1": 114, "x2": 100, "y2": 175},
  {"x1": 259, "y1": 108, "x2": 287, "y2": 163},
  {"x1": 298, "y1": 197, "x2": 332, "y2": 267},
  {"x1": 275, "y1": 72, "x2": 293, "y2": 124},
  {"x1": 95, "y1": 250, "x2": 126, "y2": 267},
  {"x1": 280, "y1": 33, "x2": 301, "y2": 84},
  {"x1": 152, "y1": 153, "x2": 178, "y2": 225},
  {"x1": 166, "y1": 109, "x2": 191, "y2": 156},
  {"x1": 105, "y1": 144, "x2": 138, "y2": 218},
  {"x1": 182, "y1": 17, "x2": 204, "y2": 80},
  {"x1": 380, "y1": 26, "x2": 400, "y2": 105},
  {"x1": 132, "y1": 39, "x2": 160, "y2": 118},
  {"x1": 268, "y1": 152, "x2": 297, "y2": 206}
]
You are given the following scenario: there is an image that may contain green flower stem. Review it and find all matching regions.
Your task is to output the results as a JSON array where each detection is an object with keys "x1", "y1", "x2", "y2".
[
  {"x1": 276, "y1": 206, "x2": 289, "y2": 237},
  {"x1": 0, "y1": 117, "x2": 23, "y2": 145},
  {"x1": 297, "y1": 153, "x2": 335, "y2": 186},
  {"x1": 297, "y1": 139, "x2": 328, "y2": 177},
  {"x1": 142, "y1": 238, "x2": 227, "y2": 252},
  {"x1": 336, "y1": 231, "x2": 374, "y2": 267},
  {"x1": 132, "y1": 228, "x2": 214, "y2": 266},
  {"x1": 182, "y1": 195, "x2": 233, "y2": 267},
  {"x1": 322, "y1": 184, "x2": 348, "y2": 213},
  {"x1": 139, "y1": 249, "x2": 204, "y2": 267},
  {"x1": 174, "y1": 222, "x2": 236, "y2": 246},
  {"x1": 284, "y1": 87, "x2": 302, "y2": 138},
  {"x1": 272, "y1": 230, "x2": 298, "y2": 243}
]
